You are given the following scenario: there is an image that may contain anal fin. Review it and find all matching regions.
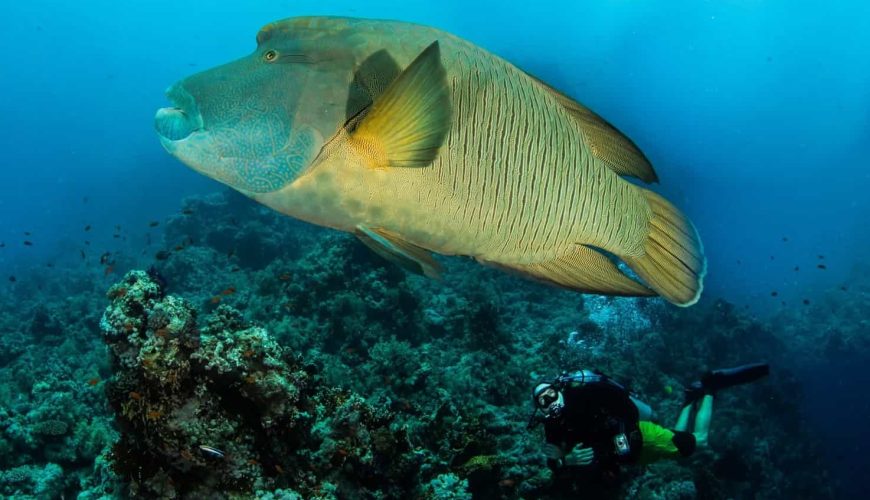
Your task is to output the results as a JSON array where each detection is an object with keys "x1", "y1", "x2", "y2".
[
  {"x1": 354, "y1": 225, "x2": 442, "y2": 279},
  {"x1": 484, "y1": 245, "x2": 654, "y2": 297}
]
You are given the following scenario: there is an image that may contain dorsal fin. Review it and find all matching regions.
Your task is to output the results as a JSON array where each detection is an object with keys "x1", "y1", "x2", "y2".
[
  {"x1": 348, "y1": 41, "x2": 452, "y2": 169},
  {"x1": 526, "y1": 73, "x2": 658, "y2": 184}
]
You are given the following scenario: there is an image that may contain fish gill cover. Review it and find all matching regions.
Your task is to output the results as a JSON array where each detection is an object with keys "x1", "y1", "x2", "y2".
[{"x1": 0, "y1": 0, "x2": 869, "y2": 499}]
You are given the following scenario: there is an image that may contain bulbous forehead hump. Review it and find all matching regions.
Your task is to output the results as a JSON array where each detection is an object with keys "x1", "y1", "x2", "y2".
[{"x1": 256, "y1": 17, "x2": 357, "y2": 46}]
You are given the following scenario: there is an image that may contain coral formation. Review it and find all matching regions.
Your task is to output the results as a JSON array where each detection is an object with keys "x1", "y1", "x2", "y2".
[
  {"x1": 101, "y1": 270, "x2": 437, "y2": 497},
  {"x1": 0, "y1": 190, "x2": 853, "y2": 498}
]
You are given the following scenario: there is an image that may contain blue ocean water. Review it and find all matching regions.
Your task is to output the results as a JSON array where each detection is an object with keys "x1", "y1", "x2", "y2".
[
  {"x1": 1, "y1": 1, "x2": 868, "y2": 497},
  {"x1": 3, "y1": 0, "x2": 868, "y2": 307}
]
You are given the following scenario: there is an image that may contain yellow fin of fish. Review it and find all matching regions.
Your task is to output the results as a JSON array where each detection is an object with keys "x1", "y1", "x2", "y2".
[
  {"x1": 355, "y1": 225, "x2": 442, "y2": 279},
  {"x1": 485, "y1": 245, "x2": 655, "y2": 297},
  {"x1": 349, "y1": 41, "x2": 452, "y2": 169},
  {"x1": 528, "y1": 74, "x2": 658, "y2": 183},
  {"x1": 623, "y1": 189, "x2": 706, "y2": 306},
  {"x1": 345, "y1": 49, "x2": 402, "y2": 121}
]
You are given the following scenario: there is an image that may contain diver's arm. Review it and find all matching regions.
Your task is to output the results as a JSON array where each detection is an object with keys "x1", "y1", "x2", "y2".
[{"x1": 543, "y1": 442, "x2": 595, "y2": 469}]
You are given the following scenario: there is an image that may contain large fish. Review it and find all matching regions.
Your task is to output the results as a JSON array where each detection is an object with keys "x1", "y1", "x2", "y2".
[{"x1": 155, "y1": 17, "x2": 706, "y2": 306}]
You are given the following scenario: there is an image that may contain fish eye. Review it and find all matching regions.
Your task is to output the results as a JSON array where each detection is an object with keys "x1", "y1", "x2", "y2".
[{"x1": 263, "y1": 50, "x2": 278, "y2": 62}]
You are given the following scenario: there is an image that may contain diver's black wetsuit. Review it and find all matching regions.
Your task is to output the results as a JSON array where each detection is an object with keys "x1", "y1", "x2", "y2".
[{"x1": 543, "y1": 372, "x2": 642, "y2": 476}]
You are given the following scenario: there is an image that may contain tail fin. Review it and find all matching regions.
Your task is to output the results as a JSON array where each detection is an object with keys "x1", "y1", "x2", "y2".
[{"x1": 624, "y1": 189, "x2": 706, "y2": 306}]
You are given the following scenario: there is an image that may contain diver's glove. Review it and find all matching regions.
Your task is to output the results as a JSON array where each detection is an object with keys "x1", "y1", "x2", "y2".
[{"x1": 564, "y1": 445, "x2": 595, "y2": 466}]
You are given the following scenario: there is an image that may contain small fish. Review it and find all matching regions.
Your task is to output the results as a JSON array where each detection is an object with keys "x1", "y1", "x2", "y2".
[
  {"x1": 817, "y1": 264, "x2": 827, "y2": 270},
  {"x1": 818, "y1": 255, "x2": 825, "y2": 259},
  {"x1": 840, "y1": 285, "x2": 848, "y2": 291},
  {"x1": 104, "y1": 265, "x2": 114, "y2": 276},
  {"x1": 220, "y1": 286, "x2": 236, "y2": 296},
  {"x1": 210, "y1": 296, "x2": 222, "y2": 304},
  {"x1": 24, "y1": 231, "x2": 31, "y2": 236},
  {"x1": 84, "y1": 240, "x2": 90, "y2": 246},
  {"x1": 0, "y1": 242, "x2": 5, "y2": 248},
  {"x1": 794, "y1": 266, "x2": 799, "y2": 272},
  {"x1": 154, "y1": 328, "x2": 170, "y2": 338},
  {"x1": 149, "y1": 221, "x2": 160, "y2": 227},
  {"x1": 100, "y1": 252, "x2": 112, "y2": 264},
  {"x1": 182, "y1": 208, "x2": 194, "y2": 215},
  {"x1": 84, "y1": 224, "x2": 91, "y2": 231},
  {"x1": 782, "y1": 237, "x2": 788, "y2": 242},
  {"x1": 770, "y1": 255, "x2": 775, "y2": 260},
  {"x1": 80, "y1": 249, "x2": 86, "y2": 259},
  {"x1": 231, "y1": 266, "x2": 241, "y2": 273},
  {"x1": 23, "y1": 241, "x2": 33, "y2": 246},
  {"x1": 227, "y1": 248, "x2": 236, "y2": 258},
  {"x1": 82, "y1": 196, "x2": 89, "y2": 203},
  {"x1": 87, "y1": 378, "x2": 100, "y2": 386},
  {"x1": 113, "y1": 234, "x2": 120, "y2": 239},
  {"x1": 803, "y1": 299, "x2": 810, "y2": 305},
  {"x1": 498, "y1": 479, "x2": 516, "y2": 488},
  {"x1": 770, "y1": 291, "x2": 778, "y2": 297},
  {"x1": 155, "y1": 250, "x2": 171, "y2": 261},
  {"x1": 115, "y1": 225, "x2": 121, "y2": 232},
  {"x1": 8, "y1": 276, "x2": 16, "y2": 282},
  {"x1": 173, "y1": 244, "x2": 185, "y2": 251},
  {"x1": 46, "y1": 262, "x2": 54, "y2": 268},
  {"x1": 129, "y1": 391, "x2": 142, "y2": 400},
  {"x1": 279, "y1": 273, "x2": 292, "y2": 281},
  {"x1": 274, "y1": 464, "x2": 284, "y2": 474},
  {"x1": 146, "y1": 410, "x2": 163, "y2": 420},
  {"x1": 198, "y1": 445, "x2": 225, "y2": 459}
]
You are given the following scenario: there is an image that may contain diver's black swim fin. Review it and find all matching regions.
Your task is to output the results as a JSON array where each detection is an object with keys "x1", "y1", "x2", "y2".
[{"x1": 684, "y1": 362, "x2": 770, "y2": 405}]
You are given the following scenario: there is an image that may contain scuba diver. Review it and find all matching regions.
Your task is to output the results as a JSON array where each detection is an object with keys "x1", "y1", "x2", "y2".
[{"x1": 529, "y1": 363, "x2": 769, "y2": 481}]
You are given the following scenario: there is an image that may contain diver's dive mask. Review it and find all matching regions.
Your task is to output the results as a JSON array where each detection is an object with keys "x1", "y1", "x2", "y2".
[{"x1": 534, "y1": 383, "x2": 565, "y2": 418}]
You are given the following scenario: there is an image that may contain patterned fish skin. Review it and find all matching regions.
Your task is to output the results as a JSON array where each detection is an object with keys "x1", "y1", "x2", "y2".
[{"x1": 157, "y1": 17, "x2": 705, "y2": 305}]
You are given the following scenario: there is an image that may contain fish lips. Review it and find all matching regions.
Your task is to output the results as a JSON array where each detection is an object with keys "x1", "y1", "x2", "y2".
[
  {"x1": 155, "y1": 106, "x2": 203, "y2": 142},
  {"x1": 155, "y1": 84, "x2": 204, "y2": 143}
]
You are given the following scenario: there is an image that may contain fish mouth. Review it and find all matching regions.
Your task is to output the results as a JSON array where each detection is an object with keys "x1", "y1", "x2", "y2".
[{"x1": 155, "y1": 84, "x2": 204, "y2": 143}]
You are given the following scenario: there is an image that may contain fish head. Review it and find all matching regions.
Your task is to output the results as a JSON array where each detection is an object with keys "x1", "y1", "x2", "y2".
[{"x1": 155, "y1": 18, "x2": 369, "y2": 195}]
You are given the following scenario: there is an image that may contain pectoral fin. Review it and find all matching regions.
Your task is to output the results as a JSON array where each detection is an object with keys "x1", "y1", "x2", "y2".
[
  {"x1": 354, "y1": 225, "x2": 442, "y2": 279},
  {"x1": 348, "y1": 41, "x2": 452, "y2": 169}
]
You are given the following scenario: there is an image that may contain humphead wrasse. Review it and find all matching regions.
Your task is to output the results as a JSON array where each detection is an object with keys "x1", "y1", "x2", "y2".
[{"x1": 155, "y1": 16, "x2": 706, "y2": 306}]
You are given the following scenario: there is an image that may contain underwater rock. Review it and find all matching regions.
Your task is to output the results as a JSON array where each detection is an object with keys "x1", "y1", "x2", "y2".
[
  {"x1": 99, "y1": 270, "x2": 458, "y2": 498},
  {"x1": 0, "y1": 462, "x2": 64, "y2": 498}
]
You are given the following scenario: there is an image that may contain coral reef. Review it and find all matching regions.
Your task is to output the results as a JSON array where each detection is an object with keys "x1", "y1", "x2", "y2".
[
  {"x1": 0, "y1": 189, "x2": 851, "y2": 498},
  {"x1": 100, "y1": 269, "x2": 468, "y2": 498}
]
